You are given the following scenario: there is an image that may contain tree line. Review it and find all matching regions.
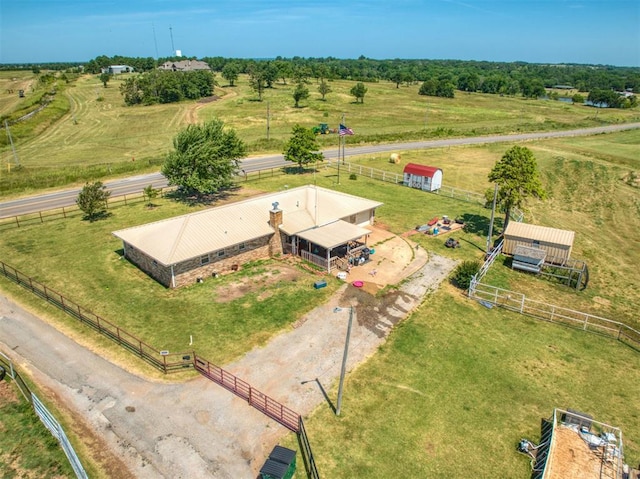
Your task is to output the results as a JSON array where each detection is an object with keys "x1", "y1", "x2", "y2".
[{"x1": 81, "y1": 54, "x2": 640, "y2": 95}]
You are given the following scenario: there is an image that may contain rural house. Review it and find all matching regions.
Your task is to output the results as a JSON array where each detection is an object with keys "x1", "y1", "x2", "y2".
[
  {"x1": 101, "y1": 65, "x2": 134, "y2": 74},
  {"x1": 112, "y1": 185, "x2": 382, "y2": 288},
  {"x1": 503, "y1": 222, "x2": 575, "y2": 263},
  {"x1": 403, "y1": 163, "x2": 443, "y2": 191},
  {"x1": 158, "y1": 60, "x2": 211, "y2": 72}
]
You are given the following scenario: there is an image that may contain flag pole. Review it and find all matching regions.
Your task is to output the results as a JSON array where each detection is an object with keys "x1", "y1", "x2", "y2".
[{"x1": 341, "y1": 113, "x2": 346, "y2": 164}]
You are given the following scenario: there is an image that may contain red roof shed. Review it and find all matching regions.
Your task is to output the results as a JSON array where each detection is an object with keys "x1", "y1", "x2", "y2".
[{"x1": 403, "y1": 163, "x2": 443, "y2": 191}]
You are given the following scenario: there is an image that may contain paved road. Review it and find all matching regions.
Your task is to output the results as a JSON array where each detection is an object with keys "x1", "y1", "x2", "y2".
[{"x1": 1, "y1": 122, "x2": 638, "y2": 219}]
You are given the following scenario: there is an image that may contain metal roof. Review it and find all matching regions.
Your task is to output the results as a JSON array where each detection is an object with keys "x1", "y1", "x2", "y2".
[
  {"x1": 297, "y1": 220, "x2": 371, "y2": 249},
  {"x1": 113, "y1": 185, "x2": 382, "y2": 266},
  {"x1": 505, "y1": 222, "x2": 575, "y2": 247},
  {"x1": 403, "y1": 163, "x2": 442, "y2": 178}
]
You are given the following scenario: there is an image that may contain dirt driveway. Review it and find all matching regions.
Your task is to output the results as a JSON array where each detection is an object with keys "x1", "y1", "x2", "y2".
[{"x1": 0, "y1": 242, "x2": 457, "y2": 478}]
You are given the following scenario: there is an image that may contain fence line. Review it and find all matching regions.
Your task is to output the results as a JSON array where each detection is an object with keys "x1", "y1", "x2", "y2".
[
  {"x1": 2, "y1": 161, "x2": 523, "y2": 230},
  {"x1": 468, "y1": 280, "x2": 640, "y2": 351},
  {"x1": 193, "y1": 354, "x2": 300, "y2": 432},
  {"x1": 298, "y1": 417, "x2": 321, "y2": 479},
  {"x1": 32, "y1": 393, "x2": 89, "y2": 479},
  {"x1": 1, "y1": 351, "x2": 88, "y2": 478},
  {"x1": 0, "y1": 351, "x2": 31, "y2": 402},
  {"x1": 475, "y1": 239, "x2": 504, "y2": 281},
  {"x1": 0, "y1": 260, "x2": 194, "y2": 374}
]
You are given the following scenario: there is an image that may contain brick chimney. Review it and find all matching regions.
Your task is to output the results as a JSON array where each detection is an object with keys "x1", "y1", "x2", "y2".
[{"x1": 269, "y1": 202, "x2": 284, "y2": 256}]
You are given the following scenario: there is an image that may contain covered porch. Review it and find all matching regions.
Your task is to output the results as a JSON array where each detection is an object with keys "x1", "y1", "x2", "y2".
[{"x1": 292, "y1": 220, "x2": 372, "y2": 273}]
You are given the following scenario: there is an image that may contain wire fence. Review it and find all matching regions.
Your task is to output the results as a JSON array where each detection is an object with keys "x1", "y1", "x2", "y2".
[
  {"x1": 1, "y1": 160, "x2": 524, "y2": 230},
  {"x1": 468, "y1": 279, "x2": 640, "y2": 351},
  {"x1": 1, "y1": 351, "x2": 88, "y2": 479}
]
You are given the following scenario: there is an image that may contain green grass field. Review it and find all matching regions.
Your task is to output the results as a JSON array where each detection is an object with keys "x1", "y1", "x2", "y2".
[
  {"x1": 0, "y1": 70, "x2": 638, "y2": 477},
  {"x1": 0, "y1": 377, "x2": 75, "y2": 478},
  {"x1": 1, "y1": 71, "x2": 639, "y2": 197}
]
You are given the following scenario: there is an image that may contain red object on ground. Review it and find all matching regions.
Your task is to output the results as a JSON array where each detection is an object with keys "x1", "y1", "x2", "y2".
[
  {"x1": 427, "y1": 217, "x2": 439, "y2": 226},
  {"x1": 352, "y1": 281, "x2": 364, "y2": 288}
]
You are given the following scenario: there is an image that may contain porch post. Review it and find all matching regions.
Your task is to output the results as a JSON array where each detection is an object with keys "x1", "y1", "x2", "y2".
[{"x1": 327, "y1": 248, "x2": 331, "y2": 273}]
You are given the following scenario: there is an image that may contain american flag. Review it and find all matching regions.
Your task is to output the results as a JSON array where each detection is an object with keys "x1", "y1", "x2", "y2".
[{"x1": 339, "y1": 124, "x2": 354, "y2": 136}]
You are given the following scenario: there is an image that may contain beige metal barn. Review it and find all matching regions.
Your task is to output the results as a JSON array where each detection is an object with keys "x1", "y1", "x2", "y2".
[{"x1": 503, "y1": 222, "x2": 575, "y2": 263}]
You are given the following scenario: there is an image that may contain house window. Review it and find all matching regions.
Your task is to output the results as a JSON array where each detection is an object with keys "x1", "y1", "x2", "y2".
[
  {"x1": 532, "y1": 240, "x2": 540, "y2": 247},
  {"x1": 238, "y1": 243, "x2": 246, "y2": 251},
  {"x1": 217, "y1": 250, "x2": 226, "y2": 258},
  {"x1": 152, "y1": 260, "x2": 158, "y2": 267},
  {"x1": 200, "y1": 254, "x2": 210, "y2": 265}
]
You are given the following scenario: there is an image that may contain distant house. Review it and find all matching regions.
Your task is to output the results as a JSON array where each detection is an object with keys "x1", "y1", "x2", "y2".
[
  {"x1": 101, "y1": 65, "x2": 134, "y2": 75},
  {"x1": 403, "y1": 163, "x2": 443, "y2": 192},
  {"x1": 112, "y1": 185, "x2": 382, "y2": 288},
  {"x1": 158, "y1": 60, "x2": 211, "y2": 72}
]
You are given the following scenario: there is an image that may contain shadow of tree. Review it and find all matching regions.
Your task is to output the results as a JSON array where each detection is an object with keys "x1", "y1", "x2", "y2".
[
  {"x1": 83, "y1": 211, "x2": 112, "y2": 222},
  {"x1": 165, "y1": 186, "x2": 240, "y2": 207},
  {"x1": 459, "y1": 212, "x2": 504, "y2": 237}
]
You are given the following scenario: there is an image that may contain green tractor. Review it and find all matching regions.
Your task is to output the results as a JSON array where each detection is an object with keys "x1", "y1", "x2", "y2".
[{"x1": 312, "y1": 123, "x2": 330, "y2": 135}]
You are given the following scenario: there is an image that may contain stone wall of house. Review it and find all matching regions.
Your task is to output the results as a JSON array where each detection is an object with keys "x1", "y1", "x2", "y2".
[
  {"x1": 173, "y1": 235, "x2": 272, "y2": 288},
  {"x1": 123, "y1": 242, "x2": 173, "y2": 287}
]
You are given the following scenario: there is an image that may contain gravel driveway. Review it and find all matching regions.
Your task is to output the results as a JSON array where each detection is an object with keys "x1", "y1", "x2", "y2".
[{"x1": 0, "y1": 253, "x2": 456, "y2": 478}]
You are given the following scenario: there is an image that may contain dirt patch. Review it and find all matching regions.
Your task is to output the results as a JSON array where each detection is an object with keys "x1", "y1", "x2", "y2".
[
  {"x1": 0, "y1": 379, "x2": 19, "y2": 406},
  {"x1": 197, "y1": 95, "x2": 221, "y2": 104},
  {"x1": 212, "y1": 264, "x2": 303, "y2": 303}
]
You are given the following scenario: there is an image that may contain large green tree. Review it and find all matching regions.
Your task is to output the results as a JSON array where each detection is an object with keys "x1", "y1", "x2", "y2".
[
  {"x1": 487, "y1": 146, "x2": 546, "y2": 231},
  {"x1": 283, "y1": 124, "x2": 324, "y2": 171},
  {"x1": 77, "y1": 181, "x2": 110, "y2": 222},
  {"x1": 162, "y1": 119, "x2": 246, "y2": 197}
]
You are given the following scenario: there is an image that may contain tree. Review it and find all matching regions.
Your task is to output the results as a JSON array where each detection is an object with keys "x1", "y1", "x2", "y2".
[
  {"x1": 99, "y1": 72, "x2": 111, "y2": 88},
  {"x1": 487, "y1": 146, "x2": 546, "y2": 231},
  {"x1": 572, "y1": 93, "x2": 585, "y2": 104},
  {"x1": 144, "y1": 184, "x2": 159, "y2": 207},
  {"x1": 318, "y1": 80, "x2": 331, "y2": 100},
  {"x1": 221, "y1": 62, "x2": 239, "y2": 86},
  {"x1": 350, "y1": 82, "x2": 368, "y2": 103},
  {"x1": 162, "y1": 119, "x2": 246, "y2": 197},
  {"x1": 248, "y1": 64, "x2": 267, "y2": 101},
  {"x1": 283, "y1": 124, "x2": 324, "y2": 172},
  {"x1": 77, "y1": 181, "x2": 110, "y2": 222},
  {"x1": 292, "y1": 83, "x2": 309, "y2": 108}
]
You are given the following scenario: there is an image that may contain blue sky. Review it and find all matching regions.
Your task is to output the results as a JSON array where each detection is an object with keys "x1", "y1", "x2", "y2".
[{"x1": 1, "y1": 1, "x2": 639, "y2": 66}]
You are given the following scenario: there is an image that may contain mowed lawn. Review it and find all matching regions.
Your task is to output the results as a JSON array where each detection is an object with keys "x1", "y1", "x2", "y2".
[
  {"x1": 0, "y1": 128, "x2": 638, "y2": 476},
  {"x1": 2, "y1": 71, "x2": 639, "y2": 175},
  {"x1": 292, "y1": 286, "x2": 640, "y2": 478}
]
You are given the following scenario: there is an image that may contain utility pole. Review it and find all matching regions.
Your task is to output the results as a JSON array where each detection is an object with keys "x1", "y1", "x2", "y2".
[
  {"x1": 169, "y1": 26, "x2": 175, "y2": 55},
  {"x1": 266, "y1": 101, "x2": 270, "y2": 140},
  {"x1": 336, "y1": 306, "x2": 354, "y2": 416},
  {"x1": 487, "y1": 183, "x2": 498, "y2": 254}
]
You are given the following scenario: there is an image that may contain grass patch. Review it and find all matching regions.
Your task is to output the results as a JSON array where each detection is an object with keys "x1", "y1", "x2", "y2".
[
  {"x1": 1, "y1": 72, "x2": 638, "y2": 196},
  {"x1": 289, "y1": 287, "x2": 640, "y2": 478},
  {"x1": 0, "y1": 377, "x2": 75, "y2": 478},
  {"x1": 0, "y1": 129, "x2": 638, "y2": 476}
]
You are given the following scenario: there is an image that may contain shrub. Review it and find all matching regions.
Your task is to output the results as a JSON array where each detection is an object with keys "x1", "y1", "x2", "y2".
[
  {"x1": 452, "y1": 260, "x2": 481, "y2": 290},
  {"x1": 349, "y1": 173, "x2": 357, "y2": 180}
]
